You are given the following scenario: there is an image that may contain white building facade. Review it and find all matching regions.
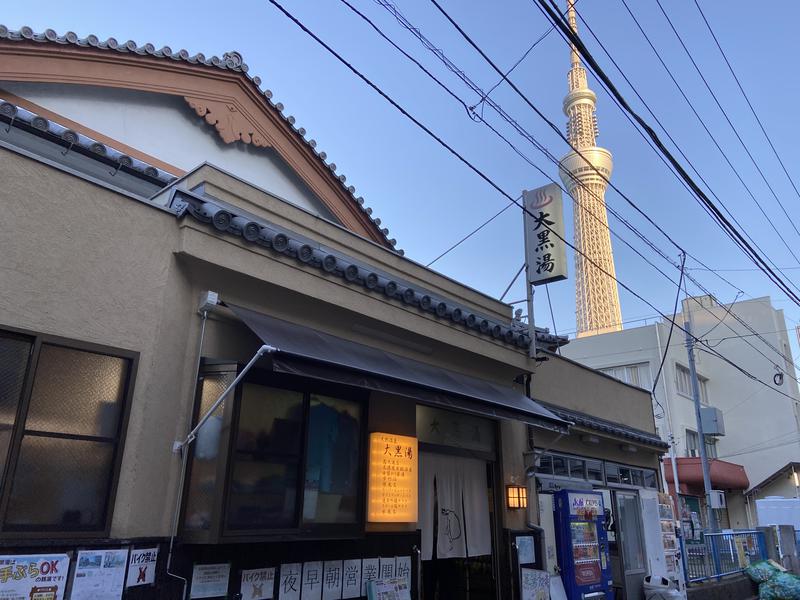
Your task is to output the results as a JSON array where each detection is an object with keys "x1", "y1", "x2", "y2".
[{"x1": 563, "y1": 295, "x2": 800, "y2": 529}]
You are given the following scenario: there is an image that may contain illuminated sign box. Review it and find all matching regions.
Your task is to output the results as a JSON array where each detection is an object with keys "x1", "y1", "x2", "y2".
[{"x1": 367, "y1": 432, "x2": 418, "y2": 523}]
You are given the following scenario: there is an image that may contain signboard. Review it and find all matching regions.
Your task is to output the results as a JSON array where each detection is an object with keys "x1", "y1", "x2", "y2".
[
  {"x1": 568, "y1": 492, "x2": 602, "y2": 518},
  {"x1": 366, "y1": 433, "x2": 418, "y2": 523},
  {"x1": 341, "y1": 560, "x2": 361, "y2": 599},
  {"x1": 191, "y1": 563, "x2": 230, "y2": 599},
  {"x1": 241, "y1": 567, "x2": 275, "y2": 600},
  {"x1": 523, "y1": 184, "x2": 567, "y2": 286},
  {"x1": 366, "y1": 578, "x2": 411, "y2": 600},
  {"x1": 72, "y1": 549, "x2": 128, "y2": 600},
  {"x1": 520, "y1": 568, "x2": 550, "y2": 600},
  {"x1": 0, "y1": 553, "x2": 69, "y2": 600},
  {"x1": 126, "y1": 548, "x2": 158, "y2": 588},
  {"x1": 278, "y1": 563, "x2": 301, "y2": 600}
]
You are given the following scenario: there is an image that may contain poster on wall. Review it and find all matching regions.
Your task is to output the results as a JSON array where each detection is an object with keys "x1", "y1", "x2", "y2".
[
  {"x1": 190, "y1": 563, "x2": 230, "y2": 599},
  {"x1": 366, "y1": 577, "x2": 411, "y2": 600},
  {"x1": 520, "y1": 568, "x2": 549, "y2": 600},
  {"x1": 71, "y1": 549, "x2": 128, "y2": 600},
  {"x1": 341, "y1": 560, "x2": 361, "y2": 599},
  {"x1": 0, "y1": 553, "x2": 70, "y2": 600},
  {"x1": 126, "y1": 548, "x2": 158, "y2": 588},
  {"x1": 279, "y1": 563, "x2": 301, "y2": 600},
  {"x1": 241, "y1": 567, "x2": 275, "y2": 600}
]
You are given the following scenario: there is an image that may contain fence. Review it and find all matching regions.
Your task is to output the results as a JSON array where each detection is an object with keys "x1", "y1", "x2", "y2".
[{"x1": 683, "y1": 530, "x2": 767, "y2": 583}]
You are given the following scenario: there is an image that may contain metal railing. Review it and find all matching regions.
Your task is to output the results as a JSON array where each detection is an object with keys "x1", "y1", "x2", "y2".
[{"x1": 683, "y1": 530, "x2": 767, "y2": 583}]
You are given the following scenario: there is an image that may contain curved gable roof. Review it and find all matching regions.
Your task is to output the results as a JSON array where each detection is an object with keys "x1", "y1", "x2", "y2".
[{"x1": 0, "y1": 25, "x2": 397, "y2": 250}]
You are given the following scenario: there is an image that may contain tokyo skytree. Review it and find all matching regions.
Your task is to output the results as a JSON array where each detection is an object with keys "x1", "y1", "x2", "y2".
[{"x1": 558, "y1": 0, "x2": 623, "y2": 337}]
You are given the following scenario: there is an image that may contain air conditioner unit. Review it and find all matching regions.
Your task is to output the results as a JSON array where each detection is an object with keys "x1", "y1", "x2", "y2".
[{"x1": 710, "y1": 490, "x2": 726, "y2": 509}]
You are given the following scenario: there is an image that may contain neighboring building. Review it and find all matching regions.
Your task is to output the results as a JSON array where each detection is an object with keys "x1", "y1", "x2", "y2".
[
  {"x1": 745, "y1": 462, "x2": 800, "y2": 530},
  {"x1": 563, "y1": 295, "x2": 800, "y2": 531},
  {"x1": 0, "y1": 25, "x2": 669, "y2": 600}
]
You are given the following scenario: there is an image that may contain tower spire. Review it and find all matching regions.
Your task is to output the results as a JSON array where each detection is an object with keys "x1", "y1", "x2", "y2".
[{"x1": 558, "y1": 0, "x2": 623, "y2": 337}]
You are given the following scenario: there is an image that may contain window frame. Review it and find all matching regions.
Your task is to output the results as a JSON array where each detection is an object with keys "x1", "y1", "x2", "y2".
[
  {"x1": 0, "y1": 324, "x2": 138, "y2": 539},
  {"x1": 184, "y1": 363, "x2": 370, "y2": 543}
]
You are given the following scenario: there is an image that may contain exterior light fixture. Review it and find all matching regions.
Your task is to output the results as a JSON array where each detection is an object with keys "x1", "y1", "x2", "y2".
[{"x1": 506, "y1": 485, "x2": 528, "y2": 510}]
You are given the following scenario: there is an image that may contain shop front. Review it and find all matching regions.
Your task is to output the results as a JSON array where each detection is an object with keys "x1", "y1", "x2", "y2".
[
  {"x1": 529, "y1": 402, "x2": 672, "y2": 600},
  {"x1": 174, "y1": 300, "x2": 569, "y2": 599}
]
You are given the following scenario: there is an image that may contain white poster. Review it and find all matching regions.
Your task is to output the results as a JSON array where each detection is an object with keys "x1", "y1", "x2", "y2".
[
  {"x1": 190, "y1": 563, "x2": 230, "y2": 599},
  {"x1": 320, "y1": 561, "x2": 342, "y2": 600},
  {"x1": 520, "y1": 568, "x2": 549, "y2": 600},
  {"x1": 394, "y1": 557, "x2": 411, "y2": 590},
  {"x1": 301, "y1": 562, "x2": 322, "y2": 600},
  {"x1": 126, "y1": 547, "x2": 158, "y2": 588},
  {"x1": 366, "y1": 578, "x2": 411, "y2": 600},
  {"x1": 516, "y1": 536, "x2": 535, "y2": 565},
  {"x1": 279, "y1": 564, "x2": 301, "y2": 600},
  {"x1": 341, "y1": 560, "x2": 361, "y2": 599},
  {"x1": 72, "y1": 549, "x2": 128, "y2": 600},
  {"x1": 378, "y1": 557, "x2": 395, "y2": 581},
  {"x1": 523, "y1": 183, "x2": 568, "y2": 285},
  {"x1": 0, "y1": 553, "x2": 70, "y2": 600},
  {"x1": 241, "y1": 567, "x2": 275, "y2": 600},
  {"x1": 360, "y1": 558, "x2": 379, "y2": 597}
]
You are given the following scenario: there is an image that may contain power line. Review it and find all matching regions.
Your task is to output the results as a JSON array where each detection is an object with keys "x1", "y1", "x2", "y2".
[
  {"x1": 370, "y1": 0, "x2": 800, "y2": 378},
  {"x1": 653, "y1": 0, "x2": 800, "y2": 249},
  {"x1": 561, "y1": 1, "x2": 800, "y2": 298},
  {"x1": 652, "y1": 253, "x2": 686, "y2": 417},
  {"x1": 265, "y1": 0, "x2": 800, "y2": 408},
  {"x1": 691, "y1": 0, "x2": 800, "y2": 233},
  {"x1": 531, "y1": 0, "x2": 800, "y2": 307}
]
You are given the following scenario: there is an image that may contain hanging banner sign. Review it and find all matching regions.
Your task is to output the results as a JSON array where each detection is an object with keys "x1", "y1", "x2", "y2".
[
  {"x1": 523, "y1": 184, "x2": 568, "y2": 286},
  {"x1": 0, "y1": 553, "x2": 70, "y2": 600},
  {"x1": 366, "y1": 433, "x2": 418, "y2": 523}
]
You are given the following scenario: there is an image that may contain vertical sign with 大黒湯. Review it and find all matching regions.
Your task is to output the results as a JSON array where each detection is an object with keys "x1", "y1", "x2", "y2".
[
  {"x1": 523, "y1": 184, "x2": 567, "y2": 286},
  {"x1": 366, "y1": 433, "x2": 418, "y2": 523}
]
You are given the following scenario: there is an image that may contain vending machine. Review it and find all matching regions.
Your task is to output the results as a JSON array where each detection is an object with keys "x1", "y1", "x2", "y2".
[{"x1": 553, "y1": 489, "x2": 613, "y2": 600}]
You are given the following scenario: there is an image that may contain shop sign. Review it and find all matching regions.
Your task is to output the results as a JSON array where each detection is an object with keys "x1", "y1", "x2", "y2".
[
  {"x1": 72, "y1": 549, "x2": 128, "y2": 600},
  {"x1": 241, "y1": 567, "x2": 275, "y2": 600},
  {"x1": 366, "y1": 433, "x2": 418, "y2": 523},
  {"x1": 568, "y1": 493, "x2": 601, "y2": 517},
  {"x1": 0, "y1": 553, "x2": 69, "y2": 600},
  {"x1": 416, "y1": 406, "x2": 494, "y2": 453},
  {"x1": 190, "y1": 563, "x2": 230, "y2": 599},
  {"x1": 520, "y1": 568, "x2": 549, "y2": 600},
  {"x1": 523, "y1": 183, "x2": 567, "y2": 286},
  {"x1": 126, "y1": 548, "x2": 158, "y2": 588}
]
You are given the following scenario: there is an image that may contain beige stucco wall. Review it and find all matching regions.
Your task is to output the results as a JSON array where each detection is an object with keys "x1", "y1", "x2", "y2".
[
  {"x1": 533, "y1": 353, "x2": 657, "y2": 434},
  {"x1": 1, "y1": 147, "x2": 664, "y2": 540}
]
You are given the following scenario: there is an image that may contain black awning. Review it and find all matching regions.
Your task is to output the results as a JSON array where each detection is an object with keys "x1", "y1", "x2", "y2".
[{"x1": 226, "y1": 303, "x2": 569, "y2": 432}]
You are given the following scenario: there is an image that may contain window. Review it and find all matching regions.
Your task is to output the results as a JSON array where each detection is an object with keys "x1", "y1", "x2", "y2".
[
  {"x1": 604, "y1": 463, "x2": 659, "y2": 489},
  {"x1": 676, "y1": 365, "x2": 692, "y2": 397},
  {"x1": 0, "y1": 329, "x2": 135, "y2": 534},
  {"x1": 676, "y1": 364, "x2": 710, "y2": 404},
  {"x1": 184, "y1": 367, "x2": 365, "y2": 538},
  {"x1": 705, "y1": 437, "x2": 718, "y2": 459},
  {"x1": 686, "y1": 430, "x2": 700, "y2": 457},
  {"x1": 586, "y1": 460, "x2": 604, "y2": 483},
  {"x1": 599, "y1": 363, "x2": 652, "y2": 389}
]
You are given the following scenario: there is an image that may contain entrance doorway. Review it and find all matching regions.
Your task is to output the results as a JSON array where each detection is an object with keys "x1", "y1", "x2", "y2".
[
  {"x1": 419, "y1": 452, "x2": 497, "y2": 600},
  {"x1": 614, "y1": 491, "x2": 647, "y2": 600}
]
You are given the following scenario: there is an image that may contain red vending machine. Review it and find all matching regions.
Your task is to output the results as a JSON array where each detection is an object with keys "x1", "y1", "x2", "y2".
[{"x1": 553, "y1": 489, "x2": 613, "y2": 599}]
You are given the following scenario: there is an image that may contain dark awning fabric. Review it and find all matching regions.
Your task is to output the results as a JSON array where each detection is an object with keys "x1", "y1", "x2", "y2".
[{"x1": 227, "y1": 303, "x2": 569, "y2": 432}]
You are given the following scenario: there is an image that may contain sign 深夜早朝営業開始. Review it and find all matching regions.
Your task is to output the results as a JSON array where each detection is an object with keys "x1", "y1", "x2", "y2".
[
  {"x1": 523, "y1": 184, "x2": 567, "y2": 286},
  {"x1": 366, "y1": 433, "x2": 418, "y2": 523}
]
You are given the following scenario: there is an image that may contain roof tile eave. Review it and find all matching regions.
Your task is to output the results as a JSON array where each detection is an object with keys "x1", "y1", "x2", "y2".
[{"x1": 0, "y1": 24, "x2": 398, "y2": 251}]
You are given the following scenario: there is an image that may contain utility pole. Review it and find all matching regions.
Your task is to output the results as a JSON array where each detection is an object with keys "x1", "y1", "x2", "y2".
[{"x1": 684, "y1": 318, "x2": 718, "y2": 531}]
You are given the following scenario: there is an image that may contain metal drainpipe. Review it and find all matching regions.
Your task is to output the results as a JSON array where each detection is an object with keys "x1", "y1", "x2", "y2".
[{"x1": 165, "y1": 310, "x2": 208, "y2": 600}]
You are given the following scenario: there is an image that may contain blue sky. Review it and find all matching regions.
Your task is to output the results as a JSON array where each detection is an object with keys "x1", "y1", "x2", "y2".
[{"x1": 4, "y1": 1, "x2": 800, "y2": 355}]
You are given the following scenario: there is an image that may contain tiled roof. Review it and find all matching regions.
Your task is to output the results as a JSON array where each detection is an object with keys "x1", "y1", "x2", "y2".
[
  {"x1": 0, "y1": 24, "x2": 398, "y2": 251},
  {"x1": 169, "y1": 186, "x2": 567, "y2": 352},
  {"x1": 539, "y1": 402, "x2": 669, "y2": 449}
]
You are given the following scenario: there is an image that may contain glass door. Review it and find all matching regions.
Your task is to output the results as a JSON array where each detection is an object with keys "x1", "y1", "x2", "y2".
[{"x1": 614, "y1": 491, "x2": 647, "y2": 600}]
